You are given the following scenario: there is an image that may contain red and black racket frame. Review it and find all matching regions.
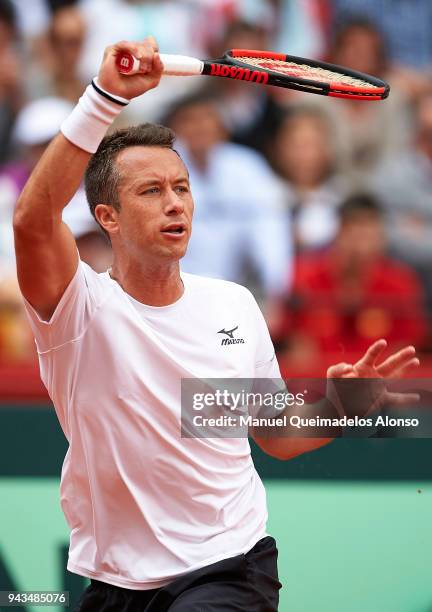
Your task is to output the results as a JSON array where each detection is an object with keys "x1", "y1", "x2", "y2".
[{"x1": 203, "y1": 49, "x2": 390, "y2": 101}]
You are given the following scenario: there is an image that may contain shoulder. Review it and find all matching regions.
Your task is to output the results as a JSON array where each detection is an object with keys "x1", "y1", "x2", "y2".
[
  {"x1": 294, "y1": 251, "x2": 330, "y2": 279},
  {"x1": 211, "y1": 143, "x2": 286, "y2": 208},
  {"x1": 213, "y1": 142, "x2": 276, "y2": 176},
  {"x1": 182, "y1": 272, "x2": 255, "y2": 304},
  {"x1": 78, "y1": 259, "x2": 114, "y2": 302},
  {"x1": 218, "y1": 142, "x2": 265, "y2": 162},
  {"x1": 182, "y1": 273, "x2": 270, "y2": 343},
  {"x1": 375, "y1": 258, "x2": 423, "y2": 292}
]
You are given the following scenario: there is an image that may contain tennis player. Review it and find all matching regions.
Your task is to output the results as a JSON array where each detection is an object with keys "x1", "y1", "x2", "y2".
[{"x1": 13, "y1": 37, "x2": 419, "y2": 612}]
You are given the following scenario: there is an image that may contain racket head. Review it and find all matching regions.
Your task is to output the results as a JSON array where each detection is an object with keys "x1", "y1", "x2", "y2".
[{"x1": 220, "y1": 49, "x2": 390, "y2": 100}]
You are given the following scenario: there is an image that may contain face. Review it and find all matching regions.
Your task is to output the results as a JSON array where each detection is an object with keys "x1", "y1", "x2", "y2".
[
  {"x1": 220, "y1": 27, "x2": 269, "y2": 93},
  {"x1": 0, "y1": 20, "x2": 14, "y2": 50},
  {"x1": 96, "y1": 146, "x2": 194, "y2": 263},
  {"x1": 337, "y1": 214, "x2": 385, "y2": 265},
  {"x1": 333, "y1": 27, "x2": 384, "y2": 76},
  {"x1": 275, "y1": 115, "x2": 333, "y2": 188},
  {"x1": 50, "y1": 7, "x2": 85, "y2": 67},
  {"x1": 169, "y1": 102, "x2": 226, "y2": 160},
  {"x1": 416, "y1": 95, "x2": 432, "y2": 157}
]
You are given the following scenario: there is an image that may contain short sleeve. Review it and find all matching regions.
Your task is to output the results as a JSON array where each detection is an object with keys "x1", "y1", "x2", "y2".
[
  {"x1": 22, "y1": 259, "x2": 111, "y2": 353},
  {"x1": 244, "y1": 290, "x2": 282, "y2": 378},
  {"x1": 243, "y1": 290, "x2": 285, "y2": 416}
]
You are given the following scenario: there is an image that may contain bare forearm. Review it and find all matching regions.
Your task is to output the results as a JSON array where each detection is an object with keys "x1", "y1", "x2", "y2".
[
  {"x1": 254, "y1": 435, "x2": 334, "y2": 461},
  {"x1": 252, "y1": 397, "x2": 340, "y2": 460},
  {"x1": 12, "y1": 38, "x2": 163, "y2": 320},
  {"x1": 253, "y1": 340, "x2": 420, "y2": 460},
  {"x1": 14, "y1": 133, "x2": 90, "y2": 235}
]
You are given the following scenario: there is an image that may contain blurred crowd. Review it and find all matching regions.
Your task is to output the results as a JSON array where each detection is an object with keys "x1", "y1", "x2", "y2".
[{"x1": 1, "y1": 0, "x2": 432, "y2": 378}]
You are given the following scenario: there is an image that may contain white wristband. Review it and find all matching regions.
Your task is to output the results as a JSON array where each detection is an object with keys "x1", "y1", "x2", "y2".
[{"x1": 60, "y1": 78, "x2": 130, "y2": 153}]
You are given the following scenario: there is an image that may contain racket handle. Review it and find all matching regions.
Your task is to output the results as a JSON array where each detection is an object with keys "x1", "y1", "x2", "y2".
[{"x1": 116, "y1": 52, "x2": 203, "y2": 76}]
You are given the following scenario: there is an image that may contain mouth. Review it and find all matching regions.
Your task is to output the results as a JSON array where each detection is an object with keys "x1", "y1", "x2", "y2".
[{"x1": 161, "y1": 223, "x2": 187, "y2": 237}]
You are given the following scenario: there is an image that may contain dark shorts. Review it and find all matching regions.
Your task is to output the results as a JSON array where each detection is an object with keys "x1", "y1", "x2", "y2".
[{"x1": 74, "y1": 536, "x2": 281, "y2": 611}]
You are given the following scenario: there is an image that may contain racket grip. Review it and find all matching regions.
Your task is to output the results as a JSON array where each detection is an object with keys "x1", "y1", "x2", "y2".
[{"x1": 116, "y1": 52, "x2": 203, "y2": 76}]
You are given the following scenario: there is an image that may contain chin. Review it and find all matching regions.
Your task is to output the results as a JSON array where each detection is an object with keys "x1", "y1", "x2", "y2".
[
  {"x1": 172, "y1": 240, "x2": 189, "y2": 259},
  {"x1": 159, "y1": 245, "x2": 188, "y2": 261}
]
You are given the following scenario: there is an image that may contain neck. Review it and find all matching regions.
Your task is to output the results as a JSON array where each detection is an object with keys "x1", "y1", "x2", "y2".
[{"x1": 109, "y1": 258, "x2": 184, "y2": 306}]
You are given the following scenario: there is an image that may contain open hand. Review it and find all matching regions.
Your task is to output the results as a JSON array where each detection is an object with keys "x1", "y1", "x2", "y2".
[{"x1": 326, "y1": 339, "x2": 420, "y2": 415}]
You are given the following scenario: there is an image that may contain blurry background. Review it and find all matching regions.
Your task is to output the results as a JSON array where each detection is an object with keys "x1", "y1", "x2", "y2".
[{"x1": 1, "y1": 1, "x2": 432, "y2": 611}]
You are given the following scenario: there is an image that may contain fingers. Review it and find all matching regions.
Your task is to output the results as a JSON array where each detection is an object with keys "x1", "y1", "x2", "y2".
[
  {"x1": 326, "y1": 363, "x2": 353, "y2": 378},
  {"x1": 389, "y1": 357, "x2": 420, "y2": 379},
  {"x1": 137, "y1": 43, "x2": 157, "y2": 74},
  {"x1": 384, "y1": 391, "x2": 420, "y2": 406},
  {"x1": 146, "y1": 35, "x2": 159, "y2": 52},
  {"x1": 100, "y1": 37, "x2": 164, "y2": 97},
  {"x1": 329, "y1": 341, "x2": 420, "y2": 386},
  {"x1": 111, "y1": 37, "x2": 158, "y2": 55},
  {"x1": 376, "y1": 345, "x2": 417, "y2": 377},
  {"x1": 356, "y1": 339, "x2": 387, "y2": 368},
  {"x1": 111, "y1": 37, "x2": 161, "y2": 74},
  {"x1": 153, "y1": 51, "x2": 164, "y2": 75}
]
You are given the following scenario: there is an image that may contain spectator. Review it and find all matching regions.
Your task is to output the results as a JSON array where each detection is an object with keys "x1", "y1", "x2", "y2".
[
  {"x1": 0, "y1": 97, "x2": 73, "y2": 272},
  {"x1": 77, "y1": 0, "x2": 210, "y2": 122},
  {"x1": 164, "y1": 90, "x2": 293, "y2": 301},
  {"x1": 317, "y1": 17, "x2": 411, "y2": 178},
  {"x1": 206, "y1": 19, "x2": 285, "y2": 155},
  {"x1": 8, "y1": 0, "x2": 51, "y2": 41},
  {"x1": 270, "y1": 104, "x2": 347, "y2": 252},
  {"x1": 273, "y1": 0, "x2": 328, "y2": 60},
  {"x1": 0, "y1": 0, "x2": 24, "y2": 162},
  {"x1": 371, "y1": 89, "x2": 432, "y2": 307},
  {"x1": 274, "y1": 194, "x2": 427, "y2": 376},
  {"x1": 331, "y1": 0, "x2": 432, "y2": 73},
  {"x1": 0, "y1": 273, "x2": 35, "y2": 363},
  {"x1": 198, "y1": 0, "x2": 277, "y2": 54},
  {"x1": 0, "y1": 97, "x2": 111, "y2": 272},
  {"x1": 76, "y1": 0, "x2": 276, "y2": 125},
  {"x1": 27, "y1": 5, "x2": 87, "y2": 102},
  {"x1": 0, "y1": 95, "x2": 111, "y2": 363}
]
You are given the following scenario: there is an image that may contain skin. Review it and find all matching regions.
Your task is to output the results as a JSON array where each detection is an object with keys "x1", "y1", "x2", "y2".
[
  {"x1": 169, "y1": 102, "x2": 226, "y2": 171},
  {"x1": 332, "y1": 26, "x2": 385, "y2": 78},
  {"x1": 13, "y1": 37, "x2": 165, "y2": 319},
  {"x1": 13, "y1": 37, "x2": 419, "y2": 460},
  {"x1": 415, "y1": 94, "x2": 432, "y2": 160},
  {"x1": 275, "y1": 114, "x2": 333, "y2": 191},
  {"x1": 96, "y1": 146, "x2": 193, "y2": 305}
]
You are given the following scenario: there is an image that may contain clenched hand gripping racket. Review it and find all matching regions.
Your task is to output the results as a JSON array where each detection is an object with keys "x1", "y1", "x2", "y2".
[{"x1": 115, "y1": 48, "x2": 389, "y2": 101}]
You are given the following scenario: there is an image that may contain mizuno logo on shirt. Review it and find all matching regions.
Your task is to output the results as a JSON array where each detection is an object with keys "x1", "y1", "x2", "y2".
[{"x1": 218, "y1": 326, "x2": 245, "y2": 345}]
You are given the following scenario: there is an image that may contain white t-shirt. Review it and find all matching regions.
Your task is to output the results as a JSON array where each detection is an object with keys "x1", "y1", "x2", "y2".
[{"x1": 23, "y1": 260, "x2": 281, "y2": 589}]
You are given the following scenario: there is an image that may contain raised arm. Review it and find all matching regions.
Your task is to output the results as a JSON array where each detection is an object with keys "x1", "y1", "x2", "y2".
[{"x1": 13, "y1": 37, "x2": 163, "y2": 321}]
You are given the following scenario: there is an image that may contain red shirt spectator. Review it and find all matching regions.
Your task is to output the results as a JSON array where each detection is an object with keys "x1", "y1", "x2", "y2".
[{"x1": 274, "y1": 193, "x2": 427, "y2": 375}]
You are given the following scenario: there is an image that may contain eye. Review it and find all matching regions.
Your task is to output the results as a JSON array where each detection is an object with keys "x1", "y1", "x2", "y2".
[
  {"x1": 142, "y1": 186, "x2": 160, "y2": 195},
  {"x1": 175, "y1": 185, "x2": 190, "y2": 194}
]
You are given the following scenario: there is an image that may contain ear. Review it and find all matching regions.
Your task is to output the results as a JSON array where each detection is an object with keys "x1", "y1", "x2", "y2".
[{"x1": 94, "y1": 204, "x2": 119, "y2": 237}]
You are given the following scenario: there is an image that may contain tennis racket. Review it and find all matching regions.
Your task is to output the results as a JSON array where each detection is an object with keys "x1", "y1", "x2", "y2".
[{"x1": 115, "y1": 48, "x2": 389, "y2": 101}]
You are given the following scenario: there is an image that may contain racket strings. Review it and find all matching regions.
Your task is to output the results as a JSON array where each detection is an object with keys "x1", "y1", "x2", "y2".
[{"x1": 235, "y1": 56, "x2": 378, "y2": 89}]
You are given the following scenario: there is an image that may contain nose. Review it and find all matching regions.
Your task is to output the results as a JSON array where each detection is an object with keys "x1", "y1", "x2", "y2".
[{"x1": 164, "y1": 188, "x2": 185, "y2": 216}]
